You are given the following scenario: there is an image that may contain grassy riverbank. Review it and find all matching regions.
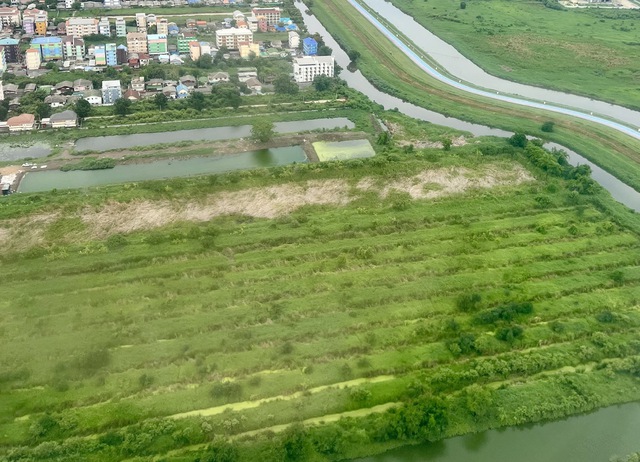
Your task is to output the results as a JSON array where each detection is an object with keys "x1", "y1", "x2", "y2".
[
  {"x1": 1, "y1": 117, "x2": 640, "y2": 460},
  {"x1": 310, "y1": 0, "x2": 640, "y2": 193},
  {"x1": 388, "y1": 0, "x2": 640, "y2": 110}
]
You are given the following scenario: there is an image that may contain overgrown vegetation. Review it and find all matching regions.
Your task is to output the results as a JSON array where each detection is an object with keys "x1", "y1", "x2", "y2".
[{"x1": 59, "y1": 157, "x2": 116, "y2": 172}]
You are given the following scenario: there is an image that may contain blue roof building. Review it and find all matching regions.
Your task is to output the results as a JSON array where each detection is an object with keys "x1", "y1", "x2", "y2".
[
  {"x1": 176, "y1": 83, "x2": 189, "y2": 99},
  {"x1": 31, "y1": 37, "x2": 63, "y2": 61},
  {"x1": 303, "y1": 37, "x2": 317, "y2": 56}
]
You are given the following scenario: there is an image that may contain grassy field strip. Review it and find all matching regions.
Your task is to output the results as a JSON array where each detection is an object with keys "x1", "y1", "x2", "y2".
[{"x1": 170, "y1": 376, "x2": 395, "y2": 419}]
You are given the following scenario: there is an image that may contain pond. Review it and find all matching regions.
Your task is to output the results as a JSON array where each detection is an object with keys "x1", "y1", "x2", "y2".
[
  {"x1": 0, "y1": 142, "x2": 52, "y2": 161},
  {"x1": 313, "y1": 139, "x2": 376, "y2": 161},
  {"x1": 74, "y1": 118, "x2": 355, "y2": 152},
  {"x1": 357, "y1": 401, "x2": 640, "y2": 462},
  {"x1": 18, "y1": 146, "x2": 307, "y2": 193}
]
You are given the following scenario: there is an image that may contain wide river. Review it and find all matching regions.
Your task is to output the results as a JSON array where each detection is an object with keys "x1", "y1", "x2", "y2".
[{"x1": 296, "y1": 1, "x2": 640, "y2": 460}]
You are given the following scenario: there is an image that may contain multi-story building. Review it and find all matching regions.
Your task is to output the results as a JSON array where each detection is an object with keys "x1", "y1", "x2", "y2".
[
  {"x1": 146, "y1": 14, "x2": 157, "y2": 27},
  {"x1": 177, "y1": 32, "x2": 196, "y2": 53},
  {"x1": 127, "y1": 32, "x2": 147, "y2": 53},
  {"x1": 98, "y1": 17, "x2": 110, "y2": 36},
  {"x1": 101, "y1": 80, "x2": 122, "y2": 105},
  {"x1": 94, "y1": 44, "x2": 106, "y2": 65},
  {"x1": 247, "y1": 16, "x2": 258, "y2": 32},
  {"x1": 115, "y1": 17, "x2": 127, "y2": 37},
  {"x1": 189, "y1": 41, "x2": 200, "y2": 61},
  {"x1": 116, "y1": 44, "x2": 128, "y2": 64},
  {"x1": 199, "y1": 41, "x2": 211, "y2": 56},
  {"x1": 215, "y1": 28, "x2": 253, "y2": 50},
  {"x1": 66, "y1": 18, "x2": 99, "y2": 38},
  {"x1": 288, "y1": 31, "x2": 300, "y2": 49},
  {"x1": 0, "y1": 7, "x2": 20, "y2": 27},
  {"x1": 25, "y1": 48, "x2": 41, "y2": 70},
  {"x1": 303, "y1": 37, "x2": 317, "y2": 56},
  {"x1": 147, "y1": 34, "x2": 167, "y2": 55},
  {"x1": 31, "y1": 36, "x2": 63, "y2": 61},
  {"x1": 135, "y1": 13, "x2": 146, "y2": 32},
  {"x1": 23, "y1": 9, "x2": 48, "y2": 35},
  {"x1": 251, "y1": 7, "x2": 280, "y2": 26},
  {"x1": 156, "y1": 18, "x2": 168, "y2": 35},
  {"x1": 0, "y1": 47, "x2": 6, "y2": 74},
  {"x1": 293, "y1": 56, "x2": 334, "y2": 83},
  {"x1": 0, "y1": 38, "x2": 19, "y2": 63},
  {"x1": 62, "y1": 36, "x2": 85, "y2": 60}
]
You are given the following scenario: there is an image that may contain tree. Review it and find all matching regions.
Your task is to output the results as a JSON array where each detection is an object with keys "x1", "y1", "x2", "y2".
[
  {"x1": 318, "y1": 45, "x2": 333, "y2": 56},
  {"x1": 154, "y1": 93, "x2": 168, "y2": 111},
  {"x1": 196, "y1": 53, "x2": 213, "y2": 69},
  {"x1": 460, "y1": 1, "x2": 467, "y2": 8},
  {"x1": 281, "y1": 423, "x2": 311, "y2": 462},
  {"x1": 313, "y1": 74, "x2": 334, "y2": 92},
  {"x1": 274, "y1": 75, "x2": 299, "y2": 95},
  {"x1": 508, "y1": 132, "x2": 528, "y2": 148},
  {"x1": 34, "y1": 102, "x2": 51, "y2": 120},
  {"x1": 113, "y1": 98, "x2": 132, "y2": 117},
  {"x1": 441, "y1": 137, "x2": 452, "y2": 151},
  {"x1": 74, "y1": 98, "x2": 92, "y2": 120},
  {"x1": 347, "y1": 50, "x2": 361, "y2": 62},
  {"x1": 198, "y1": 437, "x2": 239, "y2": 462},
  {"x1": 189, "y1": 92, "x2": 207, "y2": 111},
  {"x1": 251, "y1": 120, "x2": 275, "y2": 143},
  {"x1": 541, "y1": 121, "x2": 555, "y2": 132}
]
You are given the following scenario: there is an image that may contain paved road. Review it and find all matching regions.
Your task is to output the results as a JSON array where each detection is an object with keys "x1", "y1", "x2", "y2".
[{"x1": 347, "y1": 0, "x2": 640, "y2": 142}]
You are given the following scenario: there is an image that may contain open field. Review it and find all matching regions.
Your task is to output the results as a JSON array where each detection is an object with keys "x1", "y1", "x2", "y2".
[
  {"x1": 1, "y1": 120, "x2": 640, "y2": 460},
  {"x1": 389, "y1": 0, "x2": 640, "y2": 109},
  {"x1": 310, "y1": 0, "x2": 640, "y2": 193}
]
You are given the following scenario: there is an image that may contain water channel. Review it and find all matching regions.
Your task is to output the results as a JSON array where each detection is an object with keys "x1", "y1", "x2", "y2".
[
  {"x1": 18, "y1": 146, "x2": 307, "y2": 193},
  {"x1": 357, "y1": 402, "x2": 640, "y2": 462},
  {"x1": 74, "y1": 118, "x2": 355, "y2": 152},
  {"x1": 0, "y1": 142, "x2": 52, "y2": 161},
  {"x1": 296, "y1": 2, "x2": 640, "y2": 460},
  {"x1": 294, "y1": 1, "x2": 640, "y2": 212}
]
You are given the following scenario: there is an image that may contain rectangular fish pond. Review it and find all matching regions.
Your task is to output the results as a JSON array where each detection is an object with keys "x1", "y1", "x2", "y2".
[
  {"x1": 312, "y1": 139, "x2": 376, "y2": 162},
  {"x1": 18, "y1": 146, "x2": 307, "y2": 193}
]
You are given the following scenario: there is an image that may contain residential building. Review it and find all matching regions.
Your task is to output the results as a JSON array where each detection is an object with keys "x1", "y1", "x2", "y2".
[
  {"x1": 44, "y1": 94, "x2": 67, "y2": 107},
  {"x1": 66, "y1": 18, "x2": 99, "y2": 38},
  {"x1": 175, "y1": 82, "x2": 188, "y2": 98},
  {"x1": 131, "y1": 76, "x2": 145, "y2": 92},
  {"x1": 247, "y1": 16, "x2": 258, "y2": 32},
  {"x1": 99, "y1": 17, "x2": 110, "y2": 36},
  {"x1": 54, "y1": 80, "x2": 74, "y2": 95},
  {"x1": 94, "y1": 44, "x2": 106, "y2": 65},
  {"x1": 146, "y1": 14, "x2": 157, "y2": 27},
  {"x1": 116, "y1": 44, "x2": 128, "y2": 64},
  {"x1": 179, "y1": 74, "x2": 196, "y2": 89},
  {"x1": 82, "y1": 89, "x2": 102, "y2": 105},
  {"x1": 7, "y1": 113, "x2": 35, "y2": 132},
  {"x1": 208, "y1": 71, "x2": 229, "y2": 84},
  {"x1": 0, "y1": 38, "x2": 19, "y2": 63},
  {"x1": 31, "y1": 36, "x2": 63, "y2": 61},
  {"x1": 251, "y1": 7, "x2": 280, "y2": 26},
  {"x1": 25, "y1": 48, "x2": 41, "y2": 69},
  {"x1": 101, "y1": 79, "x2": 121, "y2": 105},
  {"x1": 239, "y1": 42, "x2": 259, "y2": 59},
  {"x1": 73, "y1": 78, "x2": 92, "y2": 92},
  {"x1": 115, "y1": 17, "x2": 127, "y2": 37},
  {"x1": 0, "y1": 81, "x2": 4, "y2": 101},
  {"x1": 177, "y1": 32, "x2": 195, "y2": 53},
  {"x1": 147, "y1": 34, "x2": 167, "y2": 54},
  {"x1": 135, "y1": 12, "x2": 146, "y2": 32},
  {"x1": 244, "y1": 77, "x2": 262, "y2": 93},
  {"x1": 50, "y1": 110, "x2": 77, "y2": 128},
  {"x1": 189, "y1": 41, "x2": 200, "y2": 61},
  {"x1": 23, "y1": 9, "x2": 48, "y2": 35},
  {"x1": 123, "y1": 88, "x2": 140, "y2": 101},
  {"x1": 127, "y1": 32, "x2": 147, "y2": 53},
  {"x1": 0, "y1": 7, "x2": 21, "y2": 27},
  {"x1": 103, "y1": 0, "x2": 121, "y2": 7},
  {"x1": 288, "y1": 31, "x2": 300, "y2": 49},
  {"x1": 104, "y1": 43, "x2": 117, "y2": 65},
  {"x1": 303, "y1": 37, "x2": 317, "y2": 56},
  {"x1": 64, "y1": 0, "x2": 73, "y2": 8},
  {"x1": 293, "y1": 55, "x2": 334, "y2": 83},
  {"x1": 0, "y1": 47, "x2": 6, "y2": 74},
  {"x1": 237, "y1": 67, "x2": 257, "y2": 82},
  {"x1": 215, "y1": 28, "x2": 253, "y2": 50},
  {"x1": 157, "y1": 18, "x2": 168, "y2": 35},
  {"x1": 62, "y1": 36, "x2": 85, "y2": 60},
  {"x1": 167, "y1": 22, "x2": 179, "y2": 35},
  {"x1": 200, "y1": 42, "x2": 212, "y2": 56}
]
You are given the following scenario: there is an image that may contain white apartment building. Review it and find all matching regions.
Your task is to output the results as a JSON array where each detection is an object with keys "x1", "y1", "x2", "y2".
[
  {"x1": 66, "y1": 18, "x2": 99, "y2": 38},
  {"x1": 135, "y1": 12, "x2": 146, "y2": 32},
  {"x1": 156, "y1": 18, "x2": 168, "y2": 35},
  {"x1": 115, "y1": 17, "x2": 126, "y2": 37},
  {"x1": 288, "y1": 31, "x2": 300, "y2": 49},
  {"x1": 293, "y1": 56, "x2": 334, "y2": 83},
  {"x1": 25, "y1": 48, "x2": 41, "y2": 70},
  {"x1": 98, "y1": 17, "x2": 110, "y2": 36},
  {"x1": 251, "y1": 7, "x2": 281, "y2": 26},
  {"x1": 0, "y1": 7, "x2": 20, "y2": 27},
  {"x1": 215, "y1": 28, "x2": 253, "y2": 50},
  {"x1": 101, "y1": 79, "x2": 122, "y2": 105}
]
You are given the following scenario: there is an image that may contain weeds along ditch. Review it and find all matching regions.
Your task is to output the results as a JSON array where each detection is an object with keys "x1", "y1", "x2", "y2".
[{"x1": 1, "y1": 139, "x2": 640, "y2": 461}]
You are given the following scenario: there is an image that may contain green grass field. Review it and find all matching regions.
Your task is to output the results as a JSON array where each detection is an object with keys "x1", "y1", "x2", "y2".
[
  {"x1": 389, "y1": 0, "x2": 640, "y2": 110},
  {"x1": 1, "y1": 117, "x2": 640, "y2": 460},
  {"x1": 313, "y1": 139, "x2": 376, "y2": 161}
]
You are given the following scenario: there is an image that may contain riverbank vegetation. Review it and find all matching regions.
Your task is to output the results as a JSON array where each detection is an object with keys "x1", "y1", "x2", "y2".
[
  {"x1": 1, "y1": 115, "x2": 640, "y2": 460},
  {"x1": 309, "y1": 0, "x2": 640, "y2": 194},
  {"x1": 388, "y1": 0, "x2": 640, "y2": 110},
  {"x1": 59, "y1": 157, "x2": 116, "y2": 172}
]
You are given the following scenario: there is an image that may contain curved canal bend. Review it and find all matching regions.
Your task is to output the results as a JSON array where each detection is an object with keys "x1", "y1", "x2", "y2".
[
  {"x1": 348, "y1": 0, "x2": 640, "y2": 139},
  {"x1": 294, "y1": 2, "x2": 640, "y2": 212}
]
